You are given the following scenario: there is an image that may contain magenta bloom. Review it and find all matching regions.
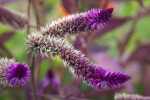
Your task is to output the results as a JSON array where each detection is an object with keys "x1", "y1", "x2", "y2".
[
  {"x1": 86, "y1": 8, "x2": 113, "y2": 30},
  {"x1": 75, "y1": 63, "x2": 130, "y2": 89},
  {"x1": 6, "y1": 62, "x2": 30, "y2": 86}
]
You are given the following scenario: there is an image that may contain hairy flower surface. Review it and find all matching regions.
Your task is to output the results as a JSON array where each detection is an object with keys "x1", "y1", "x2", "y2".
[
  {"x1": 0, "y1": 5, "x2": 27, "y2": 29},
  {"x1": 0, "y1": 58, "x2": 14, "y2": 85},
  {"x1": 86, "y1": 8, "x2": 113, "y2": 30},
  {"x1": 115, "y1": 93, "x2": 150, "y2": 100},
  {"x1": 0, "y1": 58, "x2": 30, "y2": 87},
  {"x1": 27, "y1": 33, "x2": 130, "y2": 89},
  {"x1": 6, "y1": 62, "x2": 30, "y2": 86},
  {"x1": 39, "y1": 8, "x2": 113, "y2": 37}
]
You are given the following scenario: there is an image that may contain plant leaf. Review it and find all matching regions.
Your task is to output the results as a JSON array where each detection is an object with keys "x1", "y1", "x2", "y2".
[
  {"x1": 61, "y1": 0, "x2": 79, "y2": 14},
  {"x1": 93, "y1": 18, "x2": 131, "y2": 39},
  {"x1": 128, "y1": 44, "x2": 150, "y2": 63},
  {"x1": 0, "y1": 31, "x2": 15, "y2": 44},
  {"x1": 88, "y1": 44, "x2": 109, "y2": 53}
]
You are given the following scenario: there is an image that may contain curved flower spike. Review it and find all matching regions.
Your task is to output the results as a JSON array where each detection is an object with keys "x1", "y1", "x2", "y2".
[
  {"x1": 0, "y1": 58, "x2": 30, "y2": 87},
  {"x1": 26, "y1": 33, "x2": 130, "y2": 89},
  {"x1": 39, "y1": 8, "x2": 113, "y2": 37}
]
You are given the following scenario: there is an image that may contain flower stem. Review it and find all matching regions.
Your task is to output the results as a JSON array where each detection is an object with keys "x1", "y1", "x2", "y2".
[
  {"x1": 30, "y1": 55, "x2": 37, "y2": 100},
  {"x1": 26, "y1": 0, "x2": 37, "y2": 99}
]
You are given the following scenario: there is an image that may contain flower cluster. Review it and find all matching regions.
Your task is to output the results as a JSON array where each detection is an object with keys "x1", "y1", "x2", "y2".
[
  {"x1": 0, "y1": 58, "x2": 30, "y2": 87},
  {"x1": 39, "y1": 8, "x2": 113, "y2": 37},
  {"x1": 26, "y1": 33, "x2": 130, "y2": 89}
]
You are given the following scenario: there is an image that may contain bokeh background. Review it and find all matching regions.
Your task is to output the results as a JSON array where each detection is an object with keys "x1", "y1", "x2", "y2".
[{"x1": 0, "y1": 0, "x2": 150, "y2": 100}]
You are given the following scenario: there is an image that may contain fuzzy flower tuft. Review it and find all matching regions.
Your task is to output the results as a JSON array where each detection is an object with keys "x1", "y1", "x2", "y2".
[
  {"x1": 6, "y1": 62, "x2": 30, "y2": 86},
  {"x1": 86, "y1": 8, "x2": 113, "y2": 30},
  {"x1": 0, "y1": 58, "x2": 14, "y2": 85},
  {"x1": 0, "y1": 58, "x2": 30, "y2": 87},
  {"x1": 26, "y1": 33, "x2": 130, "y2": 89},
  {"x1": 39, "y1": 8, "x2": 113, "y2": 37}
]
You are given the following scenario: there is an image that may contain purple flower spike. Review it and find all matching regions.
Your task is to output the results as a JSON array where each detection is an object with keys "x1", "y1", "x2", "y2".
[
  {"x1": 27, "y1": 34, "x2": 130, "y2": 89},
  {"x1": 39, "y1": 8, "x2": 113, "y2": 37},
  {"x1": 81, "y1": 66, "x2": 130, "y2": 89},
  {"x1": 6, "y1": 62, "x2": 30, "y2": 86},
  {"x1": 87, "y1": 8, "x2": 113, "y2": 31}
]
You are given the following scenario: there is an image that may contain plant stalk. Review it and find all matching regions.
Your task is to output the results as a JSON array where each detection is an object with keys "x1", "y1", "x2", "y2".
[{"x1": 30, "y1": 55, "x2": 37, "y2": 100}]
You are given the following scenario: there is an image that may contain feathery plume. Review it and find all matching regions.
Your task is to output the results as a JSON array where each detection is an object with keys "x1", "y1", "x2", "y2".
[
  {"x1": 0, "y1": 58, "x2": 30, "y2": 87},
  {"x1": 26, "y1": 33, "x2": 130, "y2": 89},
  {"x1": 40, "y1": 8, "x2": 113, "y2": 37},
  {"x1": 115, "y1": 93, "x2": 150, "y2": 100},
  {"x1": 0, "y1": 5, "x2": 27, "y2": 29}
]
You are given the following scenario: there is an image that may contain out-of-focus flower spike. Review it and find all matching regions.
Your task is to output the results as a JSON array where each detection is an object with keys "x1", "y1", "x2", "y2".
[
  {"x1": 0, "y1": 5, "x2": 27, "y2": 29},
  {"x1": 39, "y1": 8, "x2": 113, "y2": 37},
  {"x1": 115, "y1": 93, "x2": 150, "y2": 100},
  {"x1": 26, "y1": 33, "x2": 130, "y2": 90},
  {"x1": 0, "y1": 58, "x2": 30, "y2": 87},
  {"x1": 43, "y1": 69, "x2": 60, "y2": 89}
]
